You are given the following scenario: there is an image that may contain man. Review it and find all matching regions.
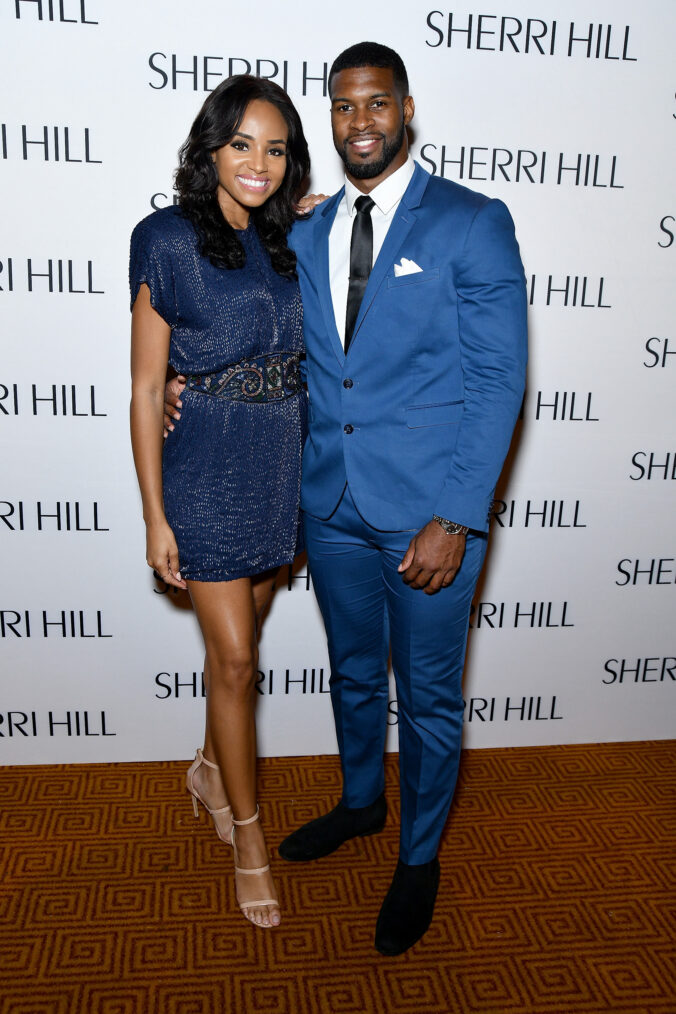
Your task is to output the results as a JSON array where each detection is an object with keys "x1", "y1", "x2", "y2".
[
  {"x1": 167, "y1": 42, "x2": 527, "y2": 954},
  {"x1": 281, "y1": 42, "x2": 527, "y2": 955}
]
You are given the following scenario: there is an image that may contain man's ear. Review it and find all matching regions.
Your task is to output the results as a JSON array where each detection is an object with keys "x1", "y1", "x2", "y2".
[{"x1": 403, "y1": 95, "x2": 415, "y2": 126}]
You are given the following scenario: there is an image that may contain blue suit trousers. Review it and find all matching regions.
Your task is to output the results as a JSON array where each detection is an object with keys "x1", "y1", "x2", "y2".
[{"x1": 305, "y1": 486, "x2": 488, "y2": 864}]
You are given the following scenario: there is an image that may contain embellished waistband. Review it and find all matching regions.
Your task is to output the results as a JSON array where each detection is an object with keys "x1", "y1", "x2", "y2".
[{"x1": 186, "y1": 352, "x2": 302, "y2": 403}]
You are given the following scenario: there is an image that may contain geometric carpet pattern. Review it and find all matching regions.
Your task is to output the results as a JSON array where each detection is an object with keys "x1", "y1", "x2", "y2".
[{"x1": 1, "y1": 740, "x2": 674, "y2": 1014}]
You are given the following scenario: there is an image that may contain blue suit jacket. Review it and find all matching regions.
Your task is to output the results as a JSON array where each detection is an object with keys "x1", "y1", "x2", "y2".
[{"x1": 290, "y1": 162, "x2": 527, "y2": 534}]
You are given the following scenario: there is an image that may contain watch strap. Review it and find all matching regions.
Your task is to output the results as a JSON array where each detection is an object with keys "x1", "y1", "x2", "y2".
[{"x1": 433, "y1": 515, "x2": 469, "y2": 536}]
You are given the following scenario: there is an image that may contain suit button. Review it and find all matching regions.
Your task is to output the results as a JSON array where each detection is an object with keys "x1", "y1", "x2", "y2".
[
  {"x1": 344, "y1": 424, "x2": 353, "y2": 434},
  {"x1": 343, "y1": 378, "x2": 353, "y2": 389}
]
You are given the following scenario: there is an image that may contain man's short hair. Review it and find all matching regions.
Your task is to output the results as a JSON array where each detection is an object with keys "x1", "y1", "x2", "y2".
[{"x1": 328, "y1": 42, "x2": 409, "y2": 99}]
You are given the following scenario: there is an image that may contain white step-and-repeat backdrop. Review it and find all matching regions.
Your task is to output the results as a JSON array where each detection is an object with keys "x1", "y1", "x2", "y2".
[{"x1": 2, "y1": 1, "x2": 674, "y2": 763}]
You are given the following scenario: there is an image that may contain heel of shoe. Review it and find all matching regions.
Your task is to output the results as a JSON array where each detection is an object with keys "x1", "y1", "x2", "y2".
[
  {"x1": 362, "y1": 813, "x2": 387, "y2": 838},
  {"x1": 185, "y1": 748, "x2": 233, "y2": 844}
]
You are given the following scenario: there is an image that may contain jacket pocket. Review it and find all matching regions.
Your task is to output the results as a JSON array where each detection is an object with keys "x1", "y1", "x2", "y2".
[
  {"x1": 405, "y1": 400, "x2": 464, "y2": 428},
  {"x1": 387, "y1": 267, "x2": 440, "y2": 288}
]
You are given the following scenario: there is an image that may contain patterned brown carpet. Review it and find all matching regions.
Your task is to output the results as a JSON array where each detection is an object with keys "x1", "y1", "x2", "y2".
[{"x1": 1, "y1": 741, "x2": 674, "y2": 1014}]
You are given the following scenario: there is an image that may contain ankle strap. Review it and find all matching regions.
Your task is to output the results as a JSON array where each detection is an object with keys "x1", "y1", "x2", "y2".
[
  {"x1": 232, "y1": 804, "x2": 260, "y2": 826},
  {"x1": 196, "y1": 748, "x2": 219, "y2": 770}
]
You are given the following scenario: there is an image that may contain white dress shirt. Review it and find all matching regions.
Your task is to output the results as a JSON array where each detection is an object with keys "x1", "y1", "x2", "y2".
[{"x1": 329, "y1": 156, "x2": 416, "y2": 347}]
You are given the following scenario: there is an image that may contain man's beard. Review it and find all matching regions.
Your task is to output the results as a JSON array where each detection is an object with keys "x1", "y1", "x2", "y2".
[{"x1": 338, "y1": 122, "x2": 406, "y2": 179}]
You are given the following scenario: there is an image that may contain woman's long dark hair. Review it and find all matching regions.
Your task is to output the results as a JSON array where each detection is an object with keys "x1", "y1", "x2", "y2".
[{"x1": 175, "y1": 75, "x2": 310, "y2": 278}]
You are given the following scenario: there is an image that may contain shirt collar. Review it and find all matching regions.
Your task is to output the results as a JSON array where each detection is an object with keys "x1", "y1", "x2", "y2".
[{"x1": 344, "y1": 156, "x2": 415, "y2": 217}]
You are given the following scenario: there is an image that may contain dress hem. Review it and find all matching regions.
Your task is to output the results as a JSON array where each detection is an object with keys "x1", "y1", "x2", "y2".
[{"x1": 182, "y1": 550, "x2": 302, "y2": 584}]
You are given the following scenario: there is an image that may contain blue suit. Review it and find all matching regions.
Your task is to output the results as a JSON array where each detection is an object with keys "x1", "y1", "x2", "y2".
[{"x1": 291, "y1": 162, "x2": 527, "y2": 862}]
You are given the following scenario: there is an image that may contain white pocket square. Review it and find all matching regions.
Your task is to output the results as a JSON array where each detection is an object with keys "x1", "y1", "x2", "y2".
[{"x1": 393, "y1": 258, "x2": 423, "y2": 277}]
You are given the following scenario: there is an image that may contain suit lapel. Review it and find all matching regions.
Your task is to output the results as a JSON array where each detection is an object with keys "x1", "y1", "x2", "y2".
[
  {"x1": 349, "y1": 163, "x2": 431, "y2": 351},
  {"x1": 313, "y1": 190, "x2": 346, "y2": 365}
]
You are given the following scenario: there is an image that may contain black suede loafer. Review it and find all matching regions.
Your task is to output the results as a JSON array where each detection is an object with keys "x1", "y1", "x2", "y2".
[
  {"x1": 278, "y1": 793, "x2": 387, "y2": 862},
  {"x1": 374, "y1": 857, "x2": 441, "y2": 956}
]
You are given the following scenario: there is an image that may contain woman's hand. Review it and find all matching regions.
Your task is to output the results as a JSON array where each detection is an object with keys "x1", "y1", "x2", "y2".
[
  {"x1": 296, "y1": 193, "x2": 330, "y2": 215},
  {"x1": 146, "y1": 518, "x2": 187, "y2": 590}
]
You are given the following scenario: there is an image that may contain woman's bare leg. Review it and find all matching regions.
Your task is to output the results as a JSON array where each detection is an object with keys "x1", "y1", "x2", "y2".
[
  {"x1": 188, "y1": 572, "x2": 280, "y2": 927},
  {"x1": 193, "y1": 571, "x2": 277, "y2": 813}
]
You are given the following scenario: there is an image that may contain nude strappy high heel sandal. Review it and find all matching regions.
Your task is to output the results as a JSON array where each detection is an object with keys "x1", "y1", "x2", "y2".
[
  {"x1": 231, "y1": 806, "x2": 280, "y2": 927},
  {"x1": 185, "y1": 749, "x2": 233, "y2": 844}
]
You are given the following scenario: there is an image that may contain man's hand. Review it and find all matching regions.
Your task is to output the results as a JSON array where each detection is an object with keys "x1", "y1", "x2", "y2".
[
  {"x1": 296, "y1": 193, "x2": 330, "y2": 215},
  {"x1": 398, "y1": 520, "x2": 467, "y2": 594},
  {"x1": 163, "y1": 374, "x2": 186, "y2": 437}
]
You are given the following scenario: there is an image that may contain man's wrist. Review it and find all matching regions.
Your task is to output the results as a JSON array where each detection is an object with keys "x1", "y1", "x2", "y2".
[{"x1": 432, "y1": 515, "x2": 469, "y2": 536}]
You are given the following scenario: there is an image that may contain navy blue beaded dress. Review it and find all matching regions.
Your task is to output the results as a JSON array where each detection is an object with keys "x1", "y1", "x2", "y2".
[{"x1": 130, "y1": 205, "x2": 307, "y2": 582}]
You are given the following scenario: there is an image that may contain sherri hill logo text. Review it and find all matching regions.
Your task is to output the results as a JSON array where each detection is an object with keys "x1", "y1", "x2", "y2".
[{"x1": 425, "y1": 14, "x2": 636, "y2": 61}]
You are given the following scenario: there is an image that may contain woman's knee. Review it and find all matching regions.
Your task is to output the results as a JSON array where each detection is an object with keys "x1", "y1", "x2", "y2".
[{"x1": 206, "y1": 642, "x2": 258, "y2": 694}]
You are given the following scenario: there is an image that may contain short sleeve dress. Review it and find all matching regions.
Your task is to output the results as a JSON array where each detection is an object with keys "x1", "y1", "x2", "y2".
[{"x1": 129, "y1": 205, "x2": 307, "y2": 582}]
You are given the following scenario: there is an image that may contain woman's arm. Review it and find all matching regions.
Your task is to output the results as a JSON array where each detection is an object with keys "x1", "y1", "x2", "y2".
[{"x1": 130, "y1": 283, "x2": 187, "y2": 589}]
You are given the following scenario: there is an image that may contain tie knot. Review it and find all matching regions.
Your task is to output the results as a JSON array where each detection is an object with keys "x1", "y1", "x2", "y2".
[{"x1": 354, "y1": 195, "x2": 375, "y2": 215}]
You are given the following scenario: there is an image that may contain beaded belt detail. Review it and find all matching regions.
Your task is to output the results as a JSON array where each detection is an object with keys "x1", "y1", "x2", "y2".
[{"x1": 186, "y1": 352, "x2": 302, "y2": 403}]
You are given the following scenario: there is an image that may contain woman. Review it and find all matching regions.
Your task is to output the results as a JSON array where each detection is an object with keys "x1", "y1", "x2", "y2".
[{"x1": 129, "y1": 75, "x2": 310, "y2": 930}]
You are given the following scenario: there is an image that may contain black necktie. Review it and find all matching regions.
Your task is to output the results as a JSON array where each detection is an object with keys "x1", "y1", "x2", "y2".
[{"x1": 345, "y1": 195, "x2": 375, "y2": 352}]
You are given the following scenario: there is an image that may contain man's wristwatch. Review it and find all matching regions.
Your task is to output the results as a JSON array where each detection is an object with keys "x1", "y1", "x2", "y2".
[{"x1": 433, "y1": 515, "x2": 469, "y2": 536}]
